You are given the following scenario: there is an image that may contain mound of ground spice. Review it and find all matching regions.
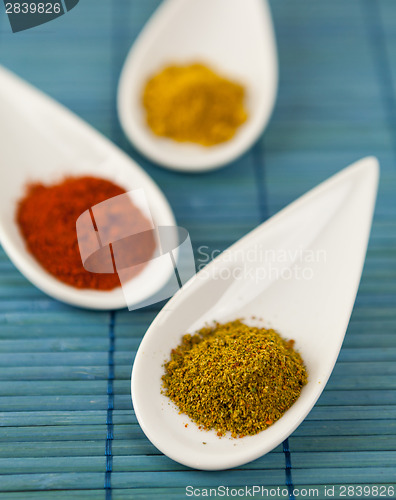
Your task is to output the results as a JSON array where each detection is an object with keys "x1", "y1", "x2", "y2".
[
  {"x1": 142, "y1": 62, "x2": 248, "y2": 146},
  {"x1": 16, "y1": 176, "x2": 155, "y2": 290},
  {"x1": 162, "y1": 320, "x2": 307, "y2": 438}
]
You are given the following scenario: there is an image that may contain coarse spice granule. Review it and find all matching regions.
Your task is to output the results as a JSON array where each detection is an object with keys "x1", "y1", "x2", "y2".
[{"x1": 162, "y1": 320, "x2": 307, "y2": 438}]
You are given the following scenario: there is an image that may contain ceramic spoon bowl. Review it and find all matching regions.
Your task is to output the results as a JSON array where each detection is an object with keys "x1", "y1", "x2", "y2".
[
  {"x1": 117, "y1": 0, "x2": 278, "y2": 172},
  {"x1": 0, "y1": 66, "x2": 176, "y2": 310},
  {"x1": 132, "y1": 157, "x2": 379, "y2": 470}
]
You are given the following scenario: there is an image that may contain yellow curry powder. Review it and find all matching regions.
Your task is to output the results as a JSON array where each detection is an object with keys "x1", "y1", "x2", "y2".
[
  {"x1": 162, "y1": 321, "x2": 307, "y2": 438},
  {"x1": 142, "y1": 63, "x2": 248, "y2": 146}
]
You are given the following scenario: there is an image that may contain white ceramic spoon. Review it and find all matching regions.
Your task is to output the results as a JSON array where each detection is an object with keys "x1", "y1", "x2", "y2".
[
  {"x1": 117, "y1": 0, "x2": 278, "y2": 172},
  {"x1": 132, "y1": 157, "x2": 379, "y2": 470},
  {"x1": 0, "y1": 66, "x2": 176, "y2": 310}
]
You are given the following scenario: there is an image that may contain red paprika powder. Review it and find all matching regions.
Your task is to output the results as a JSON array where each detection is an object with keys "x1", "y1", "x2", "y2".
[{"x1": 16, "y1": 176, "x2": 156, "y2": 290}]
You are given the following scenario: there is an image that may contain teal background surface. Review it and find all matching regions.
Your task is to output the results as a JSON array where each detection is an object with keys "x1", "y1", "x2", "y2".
[{"x1": 1, "y1": 1, "x2": 396, "y2": 498}]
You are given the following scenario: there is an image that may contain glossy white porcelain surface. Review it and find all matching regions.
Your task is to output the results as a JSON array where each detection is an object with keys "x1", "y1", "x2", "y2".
[
  {"x1": 132, "y1": 157, "x2": 379, "y2": 469},
  {"x1": 0, "y1": 66, "x2": 176, "y2": 310},
  {"x1": 118, "y1": 0, "x2": 278, "y2": 171}
]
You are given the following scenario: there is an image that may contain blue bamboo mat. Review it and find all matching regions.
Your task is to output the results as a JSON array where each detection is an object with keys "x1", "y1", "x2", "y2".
[{"x1": 1, "y1": 1, "x2": 396, "y2": 499}]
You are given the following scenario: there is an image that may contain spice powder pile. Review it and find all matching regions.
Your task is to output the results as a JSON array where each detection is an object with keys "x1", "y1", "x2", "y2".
[
  {"x1": 162, "y1": 321, "x2": 307, "y2": 438},
  {"x1": 16, "y1": 176, "x2": 155, "y2": 290},
  {"x1": 142, "y1": 63, "x2": 248, "y2": 146}
]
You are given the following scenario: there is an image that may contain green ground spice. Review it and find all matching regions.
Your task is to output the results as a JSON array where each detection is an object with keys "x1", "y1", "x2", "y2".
[{"x1": 162, "y1": 320, "x2": 307, "y2": 438}]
